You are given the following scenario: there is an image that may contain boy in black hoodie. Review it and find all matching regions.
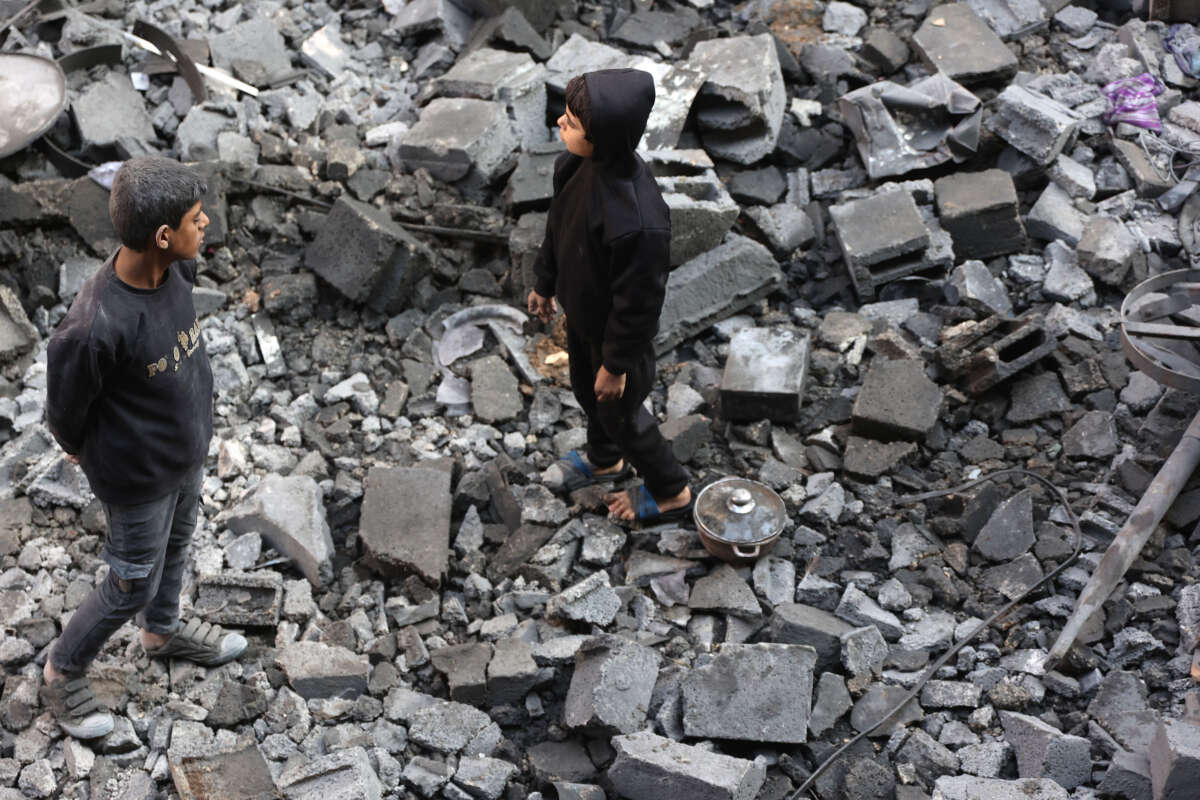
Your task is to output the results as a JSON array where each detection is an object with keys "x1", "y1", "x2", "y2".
[
  {"x1": 529, "y1": 69, "x2": 691, "y2": 523},
  {"x1": 41, "y1": 157, "x2": 246, "y2": 740}
]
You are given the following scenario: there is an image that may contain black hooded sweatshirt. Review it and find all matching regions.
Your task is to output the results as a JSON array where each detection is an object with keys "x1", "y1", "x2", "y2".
[{"x1": 532, "y1": 68, "x2": 671, "y2": 376}]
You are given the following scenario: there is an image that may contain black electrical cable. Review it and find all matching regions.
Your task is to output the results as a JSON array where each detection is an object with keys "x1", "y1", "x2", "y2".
[{"x1": 787, "y1": 468, "x2": 1084, "y2": 800}]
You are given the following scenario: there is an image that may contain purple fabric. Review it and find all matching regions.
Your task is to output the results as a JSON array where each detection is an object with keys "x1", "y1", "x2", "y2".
[
  {"x1": 1166, "y1": 24, "x2": 1200, "y2": 78},
  {"x1": 1102, "y1": 73, "x2": 1167, "y2": 132}
]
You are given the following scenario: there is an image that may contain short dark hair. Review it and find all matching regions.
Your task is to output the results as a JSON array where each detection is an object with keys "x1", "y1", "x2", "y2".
[
  {"x1": 565, "y1": 75, "x2": 592, "y2": 140},
  {"x1": 109, "y1": 157, "x2": 207, "y2": 251}
]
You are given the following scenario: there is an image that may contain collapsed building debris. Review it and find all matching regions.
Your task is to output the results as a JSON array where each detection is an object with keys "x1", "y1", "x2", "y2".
[{"x1": 7, "y1": 1, "x2": 1200, "y2": 800}]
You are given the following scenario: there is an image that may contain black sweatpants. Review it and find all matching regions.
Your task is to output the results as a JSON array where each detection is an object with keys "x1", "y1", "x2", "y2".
[{"x1": 567, "y1": 325, "x2": 689, "y2": 500}]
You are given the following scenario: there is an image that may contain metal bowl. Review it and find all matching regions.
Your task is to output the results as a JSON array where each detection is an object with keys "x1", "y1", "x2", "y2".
[{"x1": 0, "y1": 53, "x2": 68, "y2": 159}]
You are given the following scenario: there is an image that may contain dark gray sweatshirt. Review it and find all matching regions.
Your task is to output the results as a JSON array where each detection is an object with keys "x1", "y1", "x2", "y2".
[{"x1": 46, "y1": 251, "x2": 213, "y2": 504}]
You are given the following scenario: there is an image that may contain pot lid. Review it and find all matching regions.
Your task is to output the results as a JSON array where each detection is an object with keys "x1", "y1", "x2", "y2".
[
  {"x1": 693, "y1": 477, "x2": 787, "y2": 545},
  {"x1": 0, "y1": 54, "x2": 68, "y2": 159}
]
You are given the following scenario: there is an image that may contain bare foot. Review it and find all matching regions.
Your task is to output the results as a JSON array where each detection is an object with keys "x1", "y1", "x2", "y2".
[
  {"x1": 142, "y1": 631, "x2": 170, "y2": 650},
  {"x1": 606, "y1": 485, "x2": 691, "y2": 522}
]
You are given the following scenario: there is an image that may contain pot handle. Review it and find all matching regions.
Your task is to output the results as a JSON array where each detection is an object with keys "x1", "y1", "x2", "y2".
[{"x1": 731, "y1": 543, "x2": 760, "y2": 559}]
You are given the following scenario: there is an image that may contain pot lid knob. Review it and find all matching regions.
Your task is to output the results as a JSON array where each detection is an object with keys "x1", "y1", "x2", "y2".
[{"x1": 728, "y1": 487, "x2": 755, "y2": 514}]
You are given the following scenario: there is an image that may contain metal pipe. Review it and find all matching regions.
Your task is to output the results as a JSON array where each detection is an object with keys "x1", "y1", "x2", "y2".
[{"x1": 1047, "y1": 408, "x2": 1200, "y2": 667}]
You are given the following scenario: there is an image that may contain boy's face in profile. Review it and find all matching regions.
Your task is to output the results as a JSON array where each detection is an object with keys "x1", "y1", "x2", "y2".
[
  {"x1": 557, "y1": 106, "x2": 594, "y2": 158},
  {"x1": 162, "y1": 201, "x2": 209, "y2": 260}
]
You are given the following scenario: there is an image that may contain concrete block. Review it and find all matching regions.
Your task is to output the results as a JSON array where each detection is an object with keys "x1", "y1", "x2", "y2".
[
  {"x1": 431, "y1": 642, "x2": 493, "y2": 706},
  {"x1": 453, "y1": 756, "x2": 517, "y2": 800},
  {"x1": 405, "y1": 696, "x2": 500, "y2": 755},
  {"x1": 1000, "y1": 711, "x2": 1091, "y2": 790},
  {"x1": 689, "y1": 563, "x2": 762, "y2": 618},
  {"x1": 486, "y1": 637, "x2": 540, "y2": 706},
  {"x1": 965, "y1": 0, "x2": 1047, "y2": 38},
  {"x1": 932, "y1": 776, "x2": 1069, "y2": 800},
  {"x1": 1150, "y1": 718, "x2": 1200, "y2": 800},
  {"x1": 1076, "y1": 215, "x2": 1144, "y2": 287},
  {"x1": 397, "y1": 97, "x2": 520, "y2": 183},
  {"x1": 72, "y1": 72, "x2": 156, "y2": 151},
  {"x1": 1097, "y1": 749, "x2": 1152, "y2": 800},
  {"x1": 0, "y1": 286, "x2": 38, "y2": 365},
  {"x1": 852, "y1": 358, "x2": 942, "y2": 441},
  {"x1": 656, "y1": 172, "x2": 740, "y2": 266},
  {"x1": 466, "y1": 7, "x2": 552, "y2": 60},
  {"x1": 1109, "y1": 138, "x2": 1175, "y2": 198},
  {"x1": 986, "y1": 85, "x2": 1080, "y2": 165},
  {"x1": 654, "y1": 234, "x2": 785, "y2": 355},
  {"x1": 433, "y1": 48, "x2": 547, "y2": 147},
  {"x1": 470, "y1": 355, "x2": 522, "y2": 423},
  {"x1": 947, "y1": 260, "x2": 1013, "y2": 317},
  {"x1": 360, "y1": 465, "x2": 452, "y2": 585},
  {"x1": 934, "y1": 169, "x2": 1027, "y2": 259},
  {"x1": 564, "y1": 635, "x2": 661, "y2": 735},
  {"x1": 303, "y1": 197, "x2": 435, "y2": 315},
  {"x1": 608, "y1": 731, "x2": 766, "y2": 800},
  {"x1": 767, "y1": 603, "x2": 855, "y2": 669},
  {"x1": 689, "y1": 34, "x2": 786, "y2": 164},
  {"x1": 224, "y1": 474, "x2": 334, "y2": 588},
  {"x1": 743, "y1": 204, "x2": 816, "y2": 256},
  {"x1": 276, "y1": 641, "x2": 369, "y2": 699},
  {"x1": 390, "y1": 0, "x2": 475, "y2": 47},
  {"x1": 1026, "y1": 182, "x2": 1088, "y2": 245},
  {"x1": 719, "y1": 328, "x2": 809, "y2": 423},
  {"x1": 209, "y1": 17, "x2": 295, "y2": 83},
  {"x1": 836, "y1": 583, "x2": 904, "y2": 640},
  {"x1": 974, "y1": 488, "x2": 1034, "y2": 561},
  {"x1": 937, "y1": 313, "x2": 1062, "y2": 395},
  {"x1": 547, "y1": 571, "x2": 621, "y2": 626},
  {"x1": 682, "y1": 643, "x2": 816, "y2": 744},
  {"x1": 851, "y1": 683, "x2": 924, "y2": 736},
  {"x1": 279, "y1": 747, "x2": 382, "y2": 800},
  {"x1": 830, "y1": 190, "x2": 932, "y2": 299},
  {"x1": 503, "y1": 145, "x2": 561, "y2": 214},
  {"x1": 299, "y1": 24, "x2": 352, "y2": 80},
  {"x1": 912, "y1": 4, "x2": 1018, "y2": 85},
  {"x1": 194, "y1": 571, "x2": 282, "y2": 627}
]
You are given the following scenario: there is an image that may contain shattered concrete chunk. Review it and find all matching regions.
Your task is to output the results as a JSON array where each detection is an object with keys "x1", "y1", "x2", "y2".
[
  {"x1": 852, "y1": 358, "x2": 942, "y2": 441},
  {"x1": 912, "y1": 4, "x2": 1018, "y2": 84},
  {"x1": 719, "y1": 328, "x2": 809, "y2": 423},
  {"x1": 934, "y1": 169, "x2": 1028, "y2": 260},
  {"x1": 224, "y1": 474, "x2": 334, "y2": 588},
  {"x1": 656, "y1": 171, "x2": 740, "y2": 266},
  {"x1": 564, "y1": 635, "x2": 661, "y2": 735},
  {"x1": 688, "y1": 34, "x2": 786, "y2": 164},
  {"x1": 209, "y1": 17, "x2": 295, "y2": 84},
  {"x1": 1001, "y1": 711, "x2": 1092, "y2": 790},
  {"x1": 607, "y1": 731, "x2": 766, "y2": 800},
  {"x1": 986, "y1": 85, "x2": 1081, "y2": 166},
  {"x1": 73, "y1": 72, "x2": 157, "y2": 151},
  {"x1": 360, "y1": 464, "x2": 452, "y2": 585},
  {"x1": 682, "y1": 643, "x2": 816, "y2": 743},
  {"x1": 397, "y1": 98, "x2": 520, "y2": 183},
  {"x1": 276, "y1": 641, "x2": 369, "y2": 699},
  {"x1": 278, "y1": 746, "x2": 382, "y2": 800}
]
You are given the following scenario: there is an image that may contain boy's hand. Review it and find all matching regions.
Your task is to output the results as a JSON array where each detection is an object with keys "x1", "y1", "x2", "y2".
[
  {"x1": 594, "y1": 366, "x2": 626, "y2": 402},
  {"x1": 527, "y1": 290, "x2": 556, "y2": 323}
]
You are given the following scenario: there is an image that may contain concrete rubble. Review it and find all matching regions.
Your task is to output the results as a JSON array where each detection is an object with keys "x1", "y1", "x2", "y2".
[{"x1": 3, "y1": 1, "x2": 1200, "y2": 799}]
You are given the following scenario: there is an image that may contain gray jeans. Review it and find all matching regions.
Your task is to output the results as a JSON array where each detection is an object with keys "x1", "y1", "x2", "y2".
[{"x1": 50, "y1": 465, "x2": 203, "y2": 676}]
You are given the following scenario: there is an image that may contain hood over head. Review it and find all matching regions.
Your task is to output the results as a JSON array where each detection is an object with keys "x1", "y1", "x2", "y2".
[{"x1": 582, "y1": 69, "x2": 655, "y2": 177}]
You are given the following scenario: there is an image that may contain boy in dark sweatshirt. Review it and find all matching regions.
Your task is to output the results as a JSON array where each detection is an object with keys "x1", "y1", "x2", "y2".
[
  {"x1": 529, "y1": 69, "x2": 691, "y2": 522},
  {"x1": 41, "y1": 157, "x2": 246, "y2": 739}
]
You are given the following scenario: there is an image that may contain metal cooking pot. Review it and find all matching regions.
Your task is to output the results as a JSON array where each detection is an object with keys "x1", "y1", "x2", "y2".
[{"x1": 693, "y1": 477, "x2": 787, "y2": 564}]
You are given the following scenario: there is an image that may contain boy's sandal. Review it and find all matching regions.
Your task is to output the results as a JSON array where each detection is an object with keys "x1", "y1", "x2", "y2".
[
  {"x1": 621, "y1": 484, "x2": 695, "y2": 524},
  {"x1": 552, "y1": 450, "x2": 634, "y2": 492},
  {"x1": 143, "y1": 618, "x2": 248, "y2": 667},
  {"x1": 40, "y1": 675, "x2": 114, "y2": 739}
]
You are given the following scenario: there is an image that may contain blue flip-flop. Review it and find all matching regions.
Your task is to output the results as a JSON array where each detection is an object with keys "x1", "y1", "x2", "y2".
[
  {"x1": 620, "y1": 484, "x2": 695, "y2": 524},
  {"x1": 553, "y1": 450, "x2": 634, "y2": 492}
]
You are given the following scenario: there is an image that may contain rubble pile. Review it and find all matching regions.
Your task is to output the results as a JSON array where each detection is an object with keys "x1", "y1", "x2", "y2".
[{"x1": 6, "y1": 1, "x2": 1200, "y2": 799}]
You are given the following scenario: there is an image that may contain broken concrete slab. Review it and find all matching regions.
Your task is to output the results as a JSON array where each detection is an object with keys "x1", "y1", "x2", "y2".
[
  {"x1": 688, "y1": 564, "x2": 762, "y2": 618},
  {"x1": 719, "y1": 328, "x2": 809, "y2": 423},
  {"x1": 276, "y1": 641, "x2": 369, "y2": 699},
  {"x1": 1026, "y1": 182, "x2": 1088, "y2": 245},
  {"x1": 912, "y1": 4, "x2": 1018, "y2": 85},
  {"x1": 1076, "y1": 215, "x2": 1144, "y2": 287},
  {"x1": 564, "y1": 635, "x2": 661, "y2": 735},
  {"x1": 396, "y1": 98, "x2": 520, "y2": 183},
  {"x1": 547, "y1": 571, "x2": 621, "y2": 626},
  {"x1": 852, "y1": 358, "x2": 942, "y2": 441},
  {"x1": 431, "y1": 642, "x2": 492, "y2": 705},
  {"x1": 932, "y1": 776, "x2": 1070, "y2": 800},
  {"x1": 654, "y1": 234, "x2": 785, "y2": 355},
  {"x1": 303, "y1": 197, "x2": 435, "y2": 316},
  {"x1": 169, "y1": 744, "x2": 277, "y2": 800},
  {"x1": 405, "y1": 696, "x2": 501, "y2": 755},
  {"x1": 467, "y1": 7, "x2": 552, "y2": 61},
  {"x1": 689, "y1": 34, "x2": 786, "y2": 164},
  {"x1": 682, "y1": 643, "x2": 817, "y2": 743},
  {"x1": 934, "y1": 169, "x2": 1028, "y2": 260},
  {"x1": 946, "y1": 260, "x2": 1014, "y2": 317},
  {"x1": 470, "y1": 355, "x2": 522, "y2": 423},
  {"x1": 767, "y1": 603, "x2": 855, "y2": 669},
  {"x1": 0, "y1": 286, "x2": 38, "y2": 365},
  {"x1": 608, "y1": 731, "x2": 766, "y2": 800},
  {"x1": 485, "y1": 637, "x2": 540, "y2": 706},
  {"x1": 432, "y1": 48, "x2": 547, "y2": 147},
  {"x1": 743, "y1": 203, "x2": 816, "y2": 256},
  {"x1": 224, "y1": 474, "x2": 334, "y2": 588},
  {"x1": 359, "y1": 464, "x2": 452, "y2": 585},
  {"x1": 974, "y1": 488, "x2": 1035, "y2": 561},
  {"x1": 278, "y1": 746, "x2": 382, "y2": 800},
  {"x1": 389, "y1": 0, "x2": 475, "y2": 47}
]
